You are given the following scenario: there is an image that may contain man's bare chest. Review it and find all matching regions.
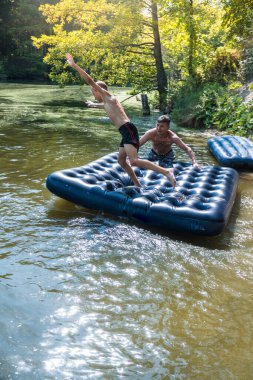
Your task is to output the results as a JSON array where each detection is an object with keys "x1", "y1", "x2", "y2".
[{"x1": 153, "y1": 136, "x2": 173, "y2": 146}]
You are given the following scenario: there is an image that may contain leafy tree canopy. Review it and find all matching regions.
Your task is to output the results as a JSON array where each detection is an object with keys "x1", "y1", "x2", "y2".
[
  {"x1": 33, "y1": 0, "x2": 154, "y2": 87},
  {"x1": 222, "y1": 0, "x2": 253, "y2": 39}
]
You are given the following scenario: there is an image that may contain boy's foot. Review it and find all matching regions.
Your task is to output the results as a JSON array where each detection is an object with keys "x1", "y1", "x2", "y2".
[
  {"x1": 165, "y1": 169, "x2": 176, "y2": 188},
  {"x1": 133, "y1": 180, "x2": 142, "y2": 188}
]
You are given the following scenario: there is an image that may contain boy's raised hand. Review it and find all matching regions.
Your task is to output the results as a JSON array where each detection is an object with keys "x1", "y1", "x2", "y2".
[{"x1": 66, "y1": 53, "x2": 75, "y2": 67}]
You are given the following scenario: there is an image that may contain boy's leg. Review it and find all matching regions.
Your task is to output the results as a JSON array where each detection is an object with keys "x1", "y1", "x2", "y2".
[
  {"x1": 124, "y1": 144, "x2": 176, "y2": 188},
  {"x1": 118, "y1": 147, "x2": 141, "y2": 187}
]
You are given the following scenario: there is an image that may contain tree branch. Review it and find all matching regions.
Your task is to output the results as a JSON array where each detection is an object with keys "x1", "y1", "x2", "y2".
[{"x1": 124, "y1": 49, "x2": 154, "y2": 56}]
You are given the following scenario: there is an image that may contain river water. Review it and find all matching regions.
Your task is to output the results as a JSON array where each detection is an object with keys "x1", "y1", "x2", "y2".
[{"x1": 0, "y1": 83, "x2": 253, "y2": 380}]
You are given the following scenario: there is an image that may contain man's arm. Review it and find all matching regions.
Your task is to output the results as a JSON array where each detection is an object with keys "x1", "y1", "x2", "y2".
[
  {"x1": 139, "y1": 130, "x2": 153, "y2": 147},
  {"x1": 66, "y1": 53, "x2": 109, "y2": 97},
  {"x1": 174, "y1": 136, "x2": 200, "y2": 167}
]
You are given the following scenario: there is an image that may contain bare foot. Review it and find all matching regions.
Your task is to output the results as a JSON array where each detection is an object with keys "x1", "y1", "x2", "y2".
[
  {"x1": 165, "y1": 169, "x2": 176, "y2": 188},
  {"x1": 133, "y1": 179, "x2": 142, "y2": 187}
]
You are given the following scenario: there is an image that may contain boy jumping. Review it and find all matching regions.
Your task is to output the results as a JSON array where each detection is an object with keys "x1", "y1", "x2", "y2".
[{"x1": 66, "y1": 53, "x2": 176, "y2": 188}]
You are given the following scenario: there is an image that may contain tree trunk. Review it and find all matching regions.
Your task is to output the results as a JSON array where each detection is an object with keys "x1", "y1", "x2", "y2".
[
  {"x1": 151, "y1": 0, "x2": 168, "y2": 112},
  {"x1": 188, "y1": 0, "x2": 195, "y2": 79},
  {"x1": 141, "y1": 94, "x2": 150, "y2": 115}
]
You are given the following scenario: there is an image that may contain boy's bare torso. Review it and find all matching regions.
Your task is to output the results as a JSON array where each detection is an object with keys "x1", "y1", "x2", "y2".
[{"x1": 103, "y1": 94, "x2": 130, "y2": 128}]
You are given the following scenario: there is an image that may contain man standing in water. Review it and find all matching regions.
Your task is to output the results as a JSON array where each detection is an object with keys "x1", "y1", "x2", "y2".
[
  {"x1": 140, "y1": 115, "x2": 200, "y2": 169},
  {"x1": 66, "y1": 53, "x2": 176, "y2": 188}
]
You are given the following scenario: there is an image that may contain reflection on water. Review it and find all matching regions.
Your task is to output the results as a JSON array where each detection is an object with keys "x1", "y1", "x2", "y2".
[{"x1": 0, "y1": 84, "x2": 253, "y2": 379}]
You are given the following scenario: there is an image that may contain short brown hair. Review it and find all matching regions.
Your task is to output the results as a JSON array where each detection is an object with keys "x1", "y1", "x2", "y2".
[
  {"x1": 157, "y1": 115, "x2": 170, "y2": 125},
  {"x1": 96, "y1": 81, "x2": 108, "y2": 90}
]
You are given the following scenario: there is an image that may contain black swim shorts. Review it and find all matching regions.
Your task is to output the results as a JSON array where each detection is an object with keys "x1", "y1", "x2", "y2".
[
  {"x1": 119, "y1": 122, "x2": 140, "y2": 150},
  {"x1": 147, "y1": 148, "x2": 175, "y2": 168}
]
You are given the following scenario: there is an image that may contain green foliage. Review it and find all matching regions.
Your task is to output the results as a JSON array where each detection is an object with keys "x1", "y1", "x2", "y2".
[
  {"x1": 148, "y1": 91, "x2": 160, "y2": 109},
  {"x1": 171, "y1": 80, "x2": 253, "y2": 137},
  {"x1": 239, "y1": 47, "x2": 253, "y2": 82},
  {"x1": 222, "y1": 0, "x2": 253, "y2": 39},
  {"x1": 0, "y1": 62, "x2": 5, "y2": 76},
  {"x1": 195, "y1": 84, "x2": 253, "y2": 137},
  {"x1": 32, "y1": 0, "x2": 236, "y2": 106},
  {"x1": 170, "y1": 80, "x2": 211, "y2": 126},
  {"x1": 5, "y1": 54, "x2": 49, "y2": 80},
  {"x1": 160, "y1": 0, "x2": 228, "y2": 83},
  {"x1": 228, "y1": 81, "x2": 243, "y2": 90},
  {"x1": 0, "y1": 0, "x2": 54, "y2": 80},
  {"x1": 32, "y1": 0, "x2": 149, "y2": 87},
  {"x1": 205, "y1": 46, "x2": 240, "y2": 84},
  {"x1": 0, "y1": 0, "x2": 17, "y2": 55}
]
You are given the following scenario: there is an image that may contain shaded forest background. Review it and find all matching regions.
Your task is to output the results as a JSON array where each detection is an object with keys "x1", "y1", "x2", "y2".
[{"x1": 0, "y1": 0, "x2": 252, "y2": 136}]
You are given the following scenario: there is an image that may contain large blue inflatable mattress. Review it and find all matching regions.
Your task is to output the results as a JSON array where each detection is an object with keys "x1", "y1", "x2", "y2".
[
  {"x1": 46, "y1": 152, "x2": 238, "y2": 236},
  {"x1": 208, "y1": 135, "x2": 253, "y2": 169}
]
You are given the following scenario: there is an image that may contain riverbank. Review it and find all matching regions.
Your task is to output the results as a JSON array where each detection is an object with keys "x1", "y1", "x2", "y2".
[{"x1": 171, "y1": 80, "x2": 253, "y2": 137}]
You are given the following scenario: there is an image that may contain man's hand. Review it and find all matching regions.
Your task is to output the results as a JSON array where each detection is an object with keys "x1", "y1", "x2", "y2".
[{"x1": 66, "y1": 53, "x2": 75, "y2": 67}]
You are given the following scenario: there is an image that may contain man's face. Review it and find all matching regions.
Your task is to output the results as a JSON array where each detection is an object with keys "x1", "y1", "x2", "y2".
[{"x1": 156, "y1": 121, "x2": 169, "y2": 135}]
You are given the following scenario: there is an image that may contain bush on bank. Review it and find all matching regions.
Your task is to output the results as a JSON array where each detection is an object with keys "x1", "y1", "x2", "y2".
[{"x1": 171, "y1": 81, "x2": 253, "y2": 138}]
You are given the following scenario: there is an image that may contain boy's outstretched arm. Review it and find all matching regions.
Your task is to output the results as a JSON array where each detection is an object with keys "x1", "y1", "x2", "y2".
[
  {"x1": 84, "y1": 100, "x2": 104, "y2": 109},
  {"x1": 66, "y1": 53, "x2": 107, "y2": 96}
]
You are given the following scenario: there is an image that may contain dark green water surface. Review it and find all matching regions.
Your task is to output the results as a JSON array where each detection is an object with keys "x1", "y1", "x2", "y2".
[{"x1": 0, "y1": 84, "x2": 253, "y2": 379}]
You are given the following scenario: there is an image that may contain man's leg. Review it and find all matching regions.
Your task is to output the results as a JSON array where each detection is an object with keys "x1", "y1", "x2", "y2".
[
  {"x1": 147, "y1": 149, "x2": 158, "y2": 163},
  {"x1": 159, "y1": 156, "x2": 174, "y2": 168},
  {"x1": 160, "y1": 150, "x2": 175, "y2": 168},
  {"x1": 118, "y1": 147, "x2": 141, "y2": 187},
  {"x1": 125, "y1": 144, "x2": 176, "y2": 188}
]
